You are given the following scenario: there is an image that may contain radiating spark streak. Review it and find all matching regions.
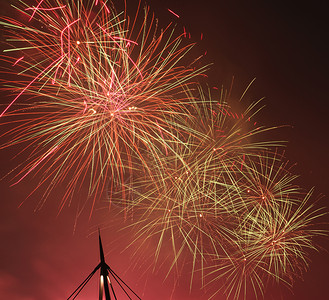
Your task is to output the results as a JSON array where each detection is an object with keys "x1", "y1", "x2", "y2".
[
  {"x1": 97, "y1": 24, "x2": 143, "y2": 79},
  {"x1": 167, "y1": 9, "x2": 180, "y2": 18},
  {"x1": 13, "y1": 56, "x2": 24, "y2": 66},
  {"x1": 60, "y1": 19, "x2": 81, "y2": 56},
  {"x1": 101, "y1": 0, "x2": 110, "y2": 14},
  {"x1": 11, "y1": 146, "x2": 59, "y2": 186},
  {"x1": 58, "y1": 18, "x2": 80, "y2": 86},
  {"x1": 112, "y1": 36, "x2": 138, "y2": 45},
  {"x1": 0, "y1": 57, "x2": 61, "y2": 117},
  {"x1": 25, "y1": 5, "x2": 66, "y2": 12},
  {"x1": 28, "y1": 0, "x2": 45, "y2": 21}
]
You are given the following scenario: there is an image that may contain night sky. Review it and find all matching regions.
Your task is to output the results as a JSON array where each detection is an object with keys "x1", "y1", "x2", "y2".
[{"x1": 1, "y1": 0, "x2": 329, "y2": 299}]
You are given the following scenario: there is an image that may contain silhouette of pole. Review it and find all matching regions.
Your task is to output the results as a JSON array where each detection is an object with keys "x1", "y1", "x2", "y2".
[
  {"x1": 67, "y1": 231, "x2": 141, "y2": 300},
  {"x1": 99, "y1": 232, "x2": 112, "y2": 300}
]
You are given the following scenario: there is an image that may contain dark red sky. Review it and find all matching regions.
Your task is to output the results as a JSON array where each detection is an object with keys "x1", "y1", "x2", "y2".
[{"x1": 1, "y1": 0, "x2": 329, "y2": 299}]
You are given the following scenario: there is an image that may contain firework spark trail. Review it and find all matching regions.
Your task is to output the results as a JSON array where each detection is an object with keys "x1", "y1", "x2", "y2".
[
  {"x1": 204, "y1": 155, "x2": 328, "y2": 300},
  {"x1": 112, "y1": 85, "x2": 290, "y2": 286},
  {"x1": 0, "y1": 0, "x2": 208, "y2": 210},
  {"x1": 10, "y1": 145, "x2": 59, "y2": 186}
]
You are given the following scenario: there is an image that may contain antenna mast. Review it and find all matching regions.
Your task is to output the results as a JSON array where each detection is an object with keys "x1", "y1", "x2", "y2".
[{"x1": 67, "y1": 231, "x2": 141, "y2": 300}]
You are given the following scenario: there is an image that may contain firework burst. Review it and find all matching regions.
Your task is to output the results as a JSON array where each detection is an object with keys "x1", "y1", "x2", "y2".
[
  {"x1": 0, "y1": 0, "x2": 207, "y2": 210},
  {"x1": 112, "y1": 85, "x2": 290, "y2": 286},
  {"x1": 205, "y1": 155, "x2": 327, "y2": 299}
]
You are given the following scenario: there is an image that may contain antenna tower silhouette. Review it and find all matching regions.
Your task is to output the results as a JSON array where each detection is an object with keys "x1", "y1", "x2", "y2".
[{"x1": 67, "y1": 231, "x2": 141, "y2": 300}]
